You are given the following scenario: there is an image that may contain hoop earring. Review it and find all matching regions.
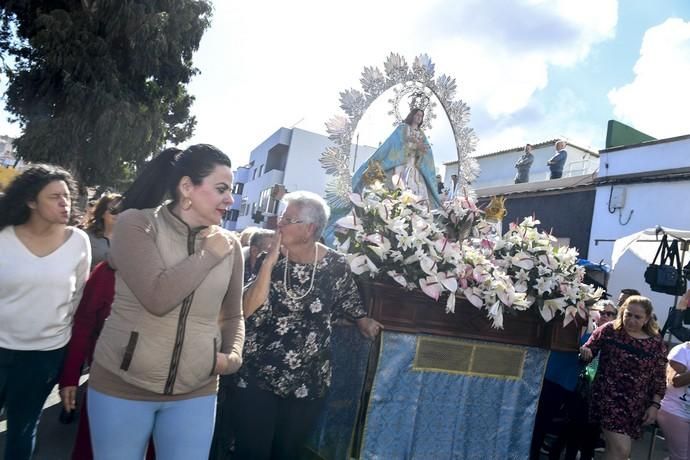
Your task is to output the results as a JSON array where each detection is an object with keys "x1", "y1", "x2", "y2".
[{"x1": 182, "y1": 197, "x2": 192, "y2": 211}]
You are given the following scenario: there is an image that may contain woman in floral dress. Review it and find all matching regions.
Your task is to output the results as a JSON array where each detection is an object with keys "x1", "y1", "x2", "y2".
[
  {"x1": 229, "y1": 191, "x2": 382, "y2": 460},
  {"x1": 580, "y1": 295, "x2": 667, "y2": 460}
]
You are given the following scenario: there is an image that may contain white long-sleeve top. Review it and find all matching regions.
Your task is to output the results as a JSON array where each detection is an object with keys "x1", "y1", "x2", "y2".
[{"x1": 0, "y1": 225, "x2": 91, "y2": 350}]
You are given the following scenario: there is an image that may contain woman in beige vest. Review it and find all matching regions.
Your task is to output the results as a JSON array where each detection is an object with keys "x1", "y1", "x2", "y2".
[{"x1": 87, "y1": 145, "x2": 244, "y2": 460}]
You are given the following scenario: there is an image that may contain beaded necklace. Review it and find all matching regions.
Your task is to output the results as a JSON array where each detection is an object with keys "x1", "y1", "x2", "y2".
[{"x1": 283, "y1": 248, "x2": 318, "y2": 300}]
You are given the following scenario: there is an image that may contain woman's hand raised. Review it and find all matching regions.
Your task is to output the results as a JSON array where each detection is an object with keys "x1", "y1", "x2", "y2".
[
  {"x1": 201, "y1": 226, "x2": 233, "y2": 259},
  {"x1": 264, "y1": 232, "x2": 282, "y2": 268}
]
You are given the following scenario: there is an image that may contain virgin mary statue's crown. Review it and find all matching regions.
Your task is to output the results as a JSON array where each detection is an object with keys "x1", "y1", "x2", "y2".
[{"x1": 409, "y1": 91, "x2": 431, "y2": 113}]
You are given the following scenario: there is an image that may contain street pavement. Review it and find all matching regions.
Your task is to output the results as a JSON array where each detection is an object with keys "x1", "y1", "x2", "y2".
[
  {"x1": 0, "y1": 380, "x2": 84, "y2": 460},
  {"x1": 0, "y1": 378, "x2": 673, "y2": 459}
]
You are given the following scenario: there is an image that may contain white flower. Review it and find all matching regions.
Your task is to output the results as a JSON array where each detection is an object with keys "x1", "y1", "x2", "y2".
[
  {"x1": 495, "y1": 280, "x2": 516, "y2": 307},
  {"x1": 463, "y1": 288, "x2": 484, "y2": 308},
  {"x1": 420, "y1": 255, "x2": 437, "y2": 276},
  {"x1": 349, "y1": 254, "x2": 378, "y2": 275},
  {"x1": 295, "y1": 385, "x2": 309, "y2": 399},
  {"x1": 509, "y1": 251, "x2": 535, "y2": 270},
  {"x1": 513, "y1": 281, "x2": 528, "y2": 293},
  {"x1": 446, "y1": 292, "x2": 456, "y2": 313},
  {"x1": 335, "y1": 236, "x2": 351, "y2": 253},
  {"x1": 369, "y1": 181, "x2": 386, "y2": 192},
  {"x1": 365, "y1": 234, "x2": 391, "y2": 260},
  {"x1": 276, "y1": 317, "x2": 290, "y2": 335},
  {"x1": 349, "y1": 193, "x2": 364, "y2": 208},
  {"x1": 521, "y1": 216, "x2": 540, "y2": 227},
  {"x1": 438, "y1": 274, "x2": 458, "y2": 292},
  {"x1": 511, "y1": 292, "x2": 531, "y2": 310},
  {"x1": 586, "y1": 286, "x2": 606, "y2": 301},
  {"x1": 560, "y1": 283, "x2": 580, "y2": 303},
  {"x1": 389, "y1": 250, "x2": 403, "y2": 262},
  {"x1": 538, "y1": 254, "x2": 559, "y2": 270},
  {"x1": 399, "y1": 189, "x2": 420, "y2": 205},
  {"x1": 387, "y1": 271, "x2": 408, "y2": 287},
  {"x1": 535, "y1": 277, "x2": 553, "y2": 296},
  {"x1": 332, "y1": 185, "x2": 601, "y2": 329},
  {"x1": 540, "y1": 297, "x2": 568, "y2": 322},
  {"x1": 309, "y1": 299, "x2": 323, "y2": 313},
  {"x1": 391, "y1": 173, "x2": 405, "y2": 190},
  {"x1": 284, "y1": 350, "x2": 301, "y2": 370},
  {"x1": 336, "y1": 214, "x2": 363, "y2": 232},
  {"x1": 537, "y1": 265, "x2": 552, "y2": 276},
  {"x1": 393, "y1": 231, "x2": 411, "y2": 249},
  {"x1": 419, "y1": 276, "x2": 442, "y2": 300},
  {"x1": 376, "y1": 202, "x2": 393, "y2": 221},
  {"x1": 562, "y1": 305, "x2": 579, "y2": 327},
  {"x1": 488, "y1": 301, "x2": 504, "y2": 329}
]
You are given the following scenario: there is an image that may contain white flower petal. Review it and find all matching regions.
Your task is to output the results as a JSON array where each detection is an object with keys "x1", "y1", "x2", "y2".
[{"x1": 446, "y1": 293, "x2": 456, "y2": 314}]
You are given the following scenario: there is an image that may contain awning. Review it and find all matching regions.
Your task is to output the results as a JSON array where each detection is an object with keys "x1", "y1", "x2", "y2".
[{"x1": 611, "y1": 226, "x2": 690, "y2": 269}]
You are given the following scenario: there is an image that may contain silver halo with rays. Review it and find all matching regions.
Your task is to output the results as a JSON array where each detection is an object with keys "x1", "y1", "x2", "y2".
[{"x1": 319, "y1": 52, "x2": 480, "y2": 210}]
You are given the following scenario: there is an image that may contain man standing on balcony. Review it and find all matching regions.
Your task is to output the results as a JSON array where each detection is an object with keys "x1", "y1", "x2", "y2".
[
  {"x1": 547, "y1": 140, "x2": 568, "y2": 179},
  {"x1": 514, "y1": 144, "x2": 534, "y2": 184}
]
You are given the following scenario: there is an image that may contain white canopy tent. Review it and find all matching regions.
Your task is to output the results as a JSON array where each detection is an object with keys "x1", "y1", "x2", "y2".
[
  {"x1": 607, "y1": 226, "x2": 690, "y2": 331},
  {"x1": 611, "y1": 226, "x2": 690, "y2": 270}
]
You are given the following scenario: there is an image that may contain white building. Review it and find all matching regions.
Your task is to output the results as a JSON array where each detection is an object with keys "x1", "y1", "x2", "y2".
[
  {"x1": 0, "y1": 135, "x2": 19, "y2": 168},
  {"x1": 443, "y1": 139, "x2": 599, "y2": 190},
  {"x1": 587, "y1": 133, "x2": 690, "y2": 326},
  {"x1": 235, "y1": 127, "x2": 375, "y2": 230},
  {"x1": 222, "y1": 164, "x2": 250, "y2": 231}
]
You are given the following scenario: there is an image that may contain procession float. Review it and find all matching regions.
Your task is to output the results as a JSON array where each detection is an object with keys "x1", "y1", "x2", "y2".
[{"x1": 307, "y1": 53, "x2": 602, "y2": 460}]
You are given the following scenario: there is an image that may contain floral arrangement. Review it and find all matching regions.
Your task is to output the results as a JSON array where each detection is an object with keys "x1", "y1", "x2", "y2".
[{"x1": 334, "y1": 183, "x2": 602, "y2": 328}]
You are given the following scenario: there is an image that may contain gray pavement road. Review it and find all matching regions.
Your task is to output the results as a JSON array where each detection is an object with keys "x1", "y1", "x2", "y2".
[
  {"x1": 0, "y1": 380, "x2": 673, "y2": 460},
  {"x1": 0, "y1": 382, "x2": 82, "y2": 460}
]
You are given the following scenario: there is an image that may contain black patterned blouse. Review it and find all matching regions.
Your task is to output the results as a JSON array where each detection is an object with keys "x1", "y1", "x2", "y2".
[{"x1": 234, "y1": 248, "x2": 366, "y2": 400}]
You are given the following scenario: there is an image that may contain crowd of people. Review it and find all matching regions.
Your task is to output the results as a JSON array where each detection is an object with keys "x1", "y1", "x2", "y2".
[
  {"x1": 0, "y1": 145, "x2": 381, "y2": 460},
  {"x1": 1, "y1": 143, "x2": 690, "y2": 460}
]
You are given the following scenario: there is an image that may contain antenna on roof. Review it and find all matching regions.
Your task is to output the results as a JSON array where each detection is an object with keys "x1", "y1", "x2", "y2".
[{"x1": 290, "y1": 117, "x2": 305, "y2": 128}]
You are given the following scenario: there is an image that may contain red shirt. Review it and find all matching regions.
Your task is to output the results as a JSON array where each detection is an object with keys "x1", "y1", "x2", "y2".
[{"x1": 59, "y1": 262, "x2": 115, "y2": 388}]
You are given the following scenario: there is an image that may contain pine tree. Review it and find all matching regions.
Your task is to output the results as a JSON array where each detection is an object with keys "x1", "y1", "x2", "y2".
[{"x1": 0, "y1": 0, "x2": 213, "y2": 186}]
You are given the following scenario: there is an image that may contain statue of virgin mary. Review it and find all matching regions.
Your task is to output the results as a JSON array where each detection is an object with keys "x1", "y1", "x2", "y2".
[
  {"x1": 351, "y1": 108, "x2": 441, "y2": 207},
  {"x1": 324, "y1": 108, "x2": 441, "y2": 244}
]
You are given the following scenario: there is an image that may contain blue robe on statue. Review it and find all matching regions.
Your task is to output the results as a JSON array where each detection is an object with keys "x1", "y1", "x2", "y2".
[{"x1": 324, "y1": 123, "x2": 441, "y2": 245}]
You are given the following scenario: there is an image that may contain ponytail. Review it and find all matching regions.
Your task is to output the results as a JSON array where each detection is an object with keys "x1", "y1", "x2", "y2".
[
  {"x1": 119, "y1": 144, "x2": 232, "y2": 212},
  {"x1": 119, "y1": 148, "x2": 181, "y2": 212}
]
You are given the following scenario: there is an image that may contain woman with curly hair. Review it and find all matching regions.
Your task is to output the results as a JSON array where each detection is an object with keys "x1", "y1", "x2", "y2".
[{"x1": 0, "y1": 164, "x2": 91, "y2": 460}]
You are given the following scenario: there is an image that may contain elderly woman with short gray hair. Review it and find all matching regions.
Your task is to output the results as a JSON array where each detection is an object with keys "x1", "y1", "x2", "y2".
[{"x1": 228, "y1": 190, "x2": 382, "y2": 460}]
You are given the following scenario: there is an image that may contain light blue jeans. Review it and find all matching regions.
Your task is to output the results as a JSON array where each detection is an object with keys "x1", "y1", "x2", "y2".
[{"x1": 87, "y1": 387, "x2": 216, "y2": 460}]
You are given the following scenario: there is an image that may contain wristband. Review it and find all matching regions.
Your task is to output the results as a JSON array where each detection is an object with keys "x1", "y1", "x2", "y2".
[{"x1": 650, "y1": 401, "x2": 661, "y2": 409}]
